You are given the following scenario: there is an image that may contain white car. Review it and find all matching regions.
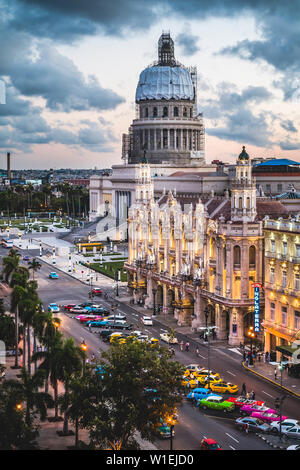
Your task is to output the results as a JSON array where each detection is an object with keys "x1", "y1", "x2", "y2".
[
  {"x1": 141, "y1": 316, "x2": 153, "y2": 326},
  {"x1": 106, "y1": 313, "x2": 127, "y2": 321},
  {"x1": 270, "y1": 419, "x2": 300, "y2": 434},
  {"x1": 287, "y1": 444, "x2": 300, "y2": 450},
  {"x1": 186, "y1": 364, "x2": 204, "y2": 372},
  {"x1": 284, "y1": 425, "x2": 300, "y2": 439},
  {"x1": 70, "y1": 306, "x2": 86, "y2": 314},
  {"x1": 159, "y1": 332, "x2": 178, "y2": 344}
]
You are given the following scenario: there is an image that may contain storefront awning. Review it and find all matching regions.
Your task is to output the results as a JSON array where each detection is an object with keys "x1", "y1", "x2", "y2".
[{"x1": 276, "y1": 345, "x2": 298, "y2": 358}]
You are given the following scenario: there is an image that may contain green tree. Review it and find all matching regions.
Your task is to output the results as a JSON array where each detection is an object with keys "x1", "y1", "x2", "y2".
[
  {"x1": 80, "y1": 340, "x2": 184, "y2": 449},
  {"x1": 28, "y1": 258, "x2": 41, "y2": 281},
  {"x1": 3, "y1": 368, "x2": 54, "y2": 427}
]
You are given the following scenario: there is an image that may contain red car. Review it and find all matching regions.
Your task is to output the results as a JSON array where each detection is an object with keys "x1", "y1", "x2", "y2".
[
  {"x1": 64, "y1": 304, "x2": 76, "y2": 311},
  {"x1": 227, "y1": 396, "x2": 265, "y2": 408},
  {"x1": 200, "y1": 438, "x2": 222, "y2": 450},
  {"x1": 91, "y1": 288, "x2": 103, "y2": 296},
  {"x1": 77, "y1": 315, "x2": 103, "y2": 323}
]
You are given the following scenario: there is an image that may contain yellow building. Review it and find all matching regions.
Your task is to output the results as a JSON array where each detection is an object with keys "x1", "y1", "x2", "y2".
[{"x1": 263, "y1": 217, "x2": 300, "y2": 360}]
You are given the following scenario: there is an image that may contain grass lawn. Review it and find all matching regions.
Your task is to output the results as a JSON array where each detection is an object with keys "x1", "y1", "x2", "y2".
[{"x1": 84, "y1": 260, "x2": 127, "y2": 282}]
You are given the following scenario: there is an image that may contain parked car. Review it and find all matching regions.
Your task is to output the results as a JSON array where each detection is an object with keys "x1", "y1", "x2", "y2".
[
  {"x1": 23, "y1": 255, "x2": 30, "y2": 261},
  {"x1": 84, "y1": 306, "x2": 110, "y2": 315},
  {"x1": 69, "y1": 306, "x2": 87, "y2": 314},
  {"x1": 240, "y1": 403, "x2": 274, "y2": 416},
  {"x1": 106, "y1": 313, "x2": 127, "y2": 322},
  {"x1": 187, "y1": 388, "x2": 220, "y2": 403},
  {"x1": 235, "y1": 417, "x2": 270, "y2": 433},
  {"x1": 200, "y1": 438, "x2": 223, "y2": 450},
  {"x1": 205, "y1": 382, "x2": 238, "y2": 394},
  {"x1": 159, "y1": 332, "x2": 178, "y2": 344},
  {"x1": 287, "y1": 444, "x2": 300, "y2": 450},
  {"x1": 63, "y1": 304, "x2": 76, "y2": 311},
  {"x1": 99, "y1": 329, "x2": 114, "y2": 341},
  {"x1": 198, "y1": 396, "x2": 235, "y2": 413},
  {"x1": 141, "y1": 316, "x2": 153, "y2": 326},
  {"x1": 184, "y1": 365, "x2": 205, "y2": 376},
  {"x1": 48, "y1": 303, "x2": 60, "y2": 313},
  {"x1": 227, "y1": 396, "x2": 265, "y2": 408},
  {"x1": 270, "y1": 419, "x2": 300, "y2": 435},
  {"x1": 49, "y1": 272, "x2": 59, "y2": 279},
  {"x1": 6, "y1": 348, "x2": 22, "y2": 357},
  {"x1": 78, "y1": 315, "x2": 103, "y2": 323},
  {"x1": 250, "y1": 410, "x2": 288, "y2": 423},
  {"x1": 284, "y1": 425, "x2": 300, "y2": 439},
  {"x1": 86, "y1": 320, "x2": 109, "y2": 328}
]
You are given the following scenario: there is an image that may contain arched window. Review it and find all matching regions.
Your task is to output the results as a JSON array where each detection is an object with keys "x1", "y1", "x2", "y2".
[
  {"x1": 183, "y1": 107, "x2": 187, "y2": 117},
  {"x1": 153, "y1": 107, "x2": 157, "y2": 117},
  {"x1": 234, "y1": 245, "x2": 241, "y2": 267},
  {"x1": 190, "y1": 108, "x2": 193, "y2": 117},
  {"x1": 174, "y1": 106, "x2": 179, "y2": 117},
  {"x1": 163, "y1": 107, "x2": 168, "y2": 117},
  {"x1": 145, "y1": 107, "x2": 148, "y2": 118},
  {"x1": 249, "y1": 245, "x2": 256, "y2": 268},
  {"x1": 239, "y1": 197, "x2": 243, "y2": 210},
  {"x1": 246, "y1": 197, "x2": 250, "y2": 209}
]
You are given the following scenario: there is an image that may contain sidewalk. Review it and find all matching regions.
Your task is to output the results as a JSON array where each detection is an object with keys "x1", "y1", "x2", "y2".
[{"x1": 242, "y1": 360, "x2": 300, "y2": 398}]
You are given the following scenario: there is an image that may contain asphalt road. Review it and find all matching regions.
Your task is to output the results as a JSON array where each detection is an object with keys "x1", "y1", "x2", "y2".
[{"x1": 6, "y1": 246, "x2": 300, "y2": 450}]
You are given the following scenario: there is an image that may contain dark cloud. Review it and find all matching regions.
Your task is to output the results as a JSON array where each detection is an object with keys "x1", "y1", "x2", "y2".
[
  {"x1": 200, "y1": 83, "x2": 273, "y2": 147},
  {"x1": 280, "y1": 119, "x2": 297, "y2": 133},
  {"x1": 176, "y1": 24, "x2": 200, "y2": 56},
  {"x1": 279, "y1": 140, "x2": 300, "y2": 151}
]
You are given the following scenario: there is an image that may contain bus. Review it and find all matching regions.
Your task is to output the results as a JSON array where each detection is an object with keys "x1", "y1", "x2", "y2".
[{"x1": 76, "y1": 242, "x2": 103, "y2": 253}]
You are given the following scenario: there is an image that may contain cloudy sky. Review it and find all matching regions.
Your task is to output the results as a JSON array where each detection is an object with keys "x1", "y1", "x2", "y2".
[{"x1": 0, "y1": 0, "x2": 300, "y2": 169}]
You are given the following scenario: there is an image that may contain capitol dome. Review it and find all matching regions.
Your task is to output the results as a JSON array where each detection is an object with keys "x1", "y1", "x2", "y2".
[{"x1": 135, "y1": 65, "x2": 194, "y2": 102}]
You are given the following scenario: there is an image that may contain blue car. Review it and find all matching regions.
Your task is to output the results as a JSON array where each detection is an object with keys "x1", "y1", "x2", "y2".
[
  {"x1": 187, "y1": 388, "x2": 220, "y2": 405},
  {"x1": 49, "y1": 272, "x2": 59, "y2": 279},
  {"x1": 86, "y1": 320, "x2": 109, "y2": 327},
  {"x1": 48, "y1": 303, "x2": 60, "y2": 313},
  {"x1": 84, "y1": 306, "x2": 109, "y2": 314}
]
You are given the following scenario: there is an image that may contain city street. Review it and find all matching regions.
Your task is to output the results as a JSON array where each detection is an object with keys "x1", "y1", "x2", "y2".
[{"x1": 10, "y1": 247, "x2": 300, "y2": 451}]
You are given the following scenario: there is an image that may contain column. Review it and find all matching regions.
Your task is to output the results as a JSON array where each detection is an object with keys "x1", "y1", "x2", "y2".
[
  {"x1": 241, "y1": 242, "x2": 249, "y2": 299},
  {"x1": 161, "y1": 129, "x2": 163, "y2": 149},
  {"x1": 174, "y1": 129, "x2": 177, "y2": 150},
  {"x1": 154, "y1": 128, "x2": 157, "y2": 150},
  {"x1": 167, "y1": 129, "x2": 170, "y2": 149}
]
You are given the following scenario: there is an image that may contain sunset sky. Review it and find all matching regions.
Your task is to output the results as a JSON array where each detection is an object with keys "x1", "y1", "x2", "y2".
[{"x1": 1, "y1": 0, "x2": 300, "y2": 170}]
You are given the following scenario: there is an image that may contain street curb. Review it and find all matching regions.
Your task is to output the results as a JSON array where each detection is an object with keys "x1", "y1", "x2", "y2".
[
  {"x1": 242, "y1": 361, "x2": 300, "y2": 399},
  {"x1": 256, "y1": 433, "x2": 288, "y2": 450}
]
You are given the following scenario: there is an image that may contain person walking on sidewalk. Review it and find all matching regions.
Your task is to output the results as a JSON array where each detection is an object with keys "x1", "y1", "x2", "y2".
[
  {"x1": 185, "y1": 341, "x2": 190, "y2": 352},
  {"x1": 274, "y1": 368, "x2": 278, "y2": 381},
  {"x1": 196, "y1": 346, "x2": 200, "y2": 357},
  {"x1": 250, "y1": 390, "x2": 256, "y2": 400},
  {"x1": 241, "y1": 383, "x2": 247, "y2": 396},
  {"x1": 180, "y1": 341, "x2": 184, "y2": 352}
]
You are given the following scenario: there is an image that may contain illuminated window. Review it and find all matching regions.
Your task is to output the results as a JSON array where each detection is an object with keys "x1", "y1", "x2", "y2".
[
  {"x1": 270, "y1": 267, "x2": 275, "y2": 284},
  {"x1": 283, "y1": 242, "x2": 287, "y2": 256},
  {"x1": 295, "y1": 273, "x2": 300, "y2": 291},
  {"x1": 271, "y1": 239, "x2": 275, "y2": 253},
  {"x1": 281, "y1": 306, "x2": 287, "y2": 326},
  {"x1": 249, "y1": 245, "x2": 256, "y2": 267},
  {"x1": 296, "y1": 244, "x2": 300, "y2": 258},
  {"x1": 270, "y1": 302, "x2": 275, "y2": 321},
  {"x1": 282, "y1": 271, "x2": 287, "y2": 288},
  {"x1": 233, "y1": 245, "x2": 241, "y2": 266},
  {"x1": 295, "y1": 311, "x2": 300, "y2": 330}
]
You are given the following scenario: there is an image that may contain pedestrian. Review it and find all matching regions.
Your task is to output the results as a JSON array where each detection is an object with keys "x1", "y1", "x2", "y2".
[
  {"x1": 263, "y1": 352, "x2": 266, "y2": 362},
  {"x1": 243, "y1": 351, "x2": 246, "y2": 362},
  {"x1": 274, "y1": 368, "x2": 278, "y2": 381},
  {"x1": 88, "y1": 323, "x2": 91, "y2": 332},
  {"x1": 195, "y1": 377, "x2": 199, "y2": 387},
  {"x1": 190, "y1": 373, "x2": 194, "y2": 379},
  {"x1": 250, "y1": 391, "x2": 255, "y2": 400},
  {"x1": 241, "y1": 383, "x2": 246, "y2": 396},
  {"x1": 246, "y1": 391, "x2": 251, "y2": 400},
  {"x1": 180, "y1": 341, "x2": 184, "y2": 352},
  {"x1": 265, "y1": 351, "x2": 269, "y2": 362},
  {"x1": 258, "y1": 352, "x2": 261, "y2": 362},
  {"x1": 245, "y1": 423, "x2": 249, "y2": 434},
  {"x1": 185, "y1": 341, "x2": 190, "y2": 352},
  {"x1": 246, "y1": 355, "x2": 249, "y2": 366},
  {"x1": 196, "y1": 347, "x2": 200, "y2": 357}
]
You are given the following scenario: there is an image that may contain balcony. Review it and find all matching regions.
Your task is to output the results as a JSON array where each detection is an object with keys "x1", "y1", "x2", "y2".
[{"x1": 262, "y1": 319, "x2": 298, "y2": 341}]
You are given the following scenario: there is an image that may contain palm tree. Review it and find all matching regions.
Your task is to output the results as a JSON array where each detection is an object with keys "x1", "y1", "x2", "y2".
[
  {"x1": 10, "y1": 268, "x2": 30, "y2": 369},
  {"x1": 32, "y1": 330, "x2": 64, "y2": 420},
  {"x1": 4, "y1": 368, "x2": 54, "y2": 427},
  {"x1": 28, "y1": 258, "x2": 41, "y2": 281},
  {"x1": 2, "y1": 252, "x2": 21, "y2": 283},
  {"x1": 57, "y1": 338, "x2": 83, "y2": 435}
]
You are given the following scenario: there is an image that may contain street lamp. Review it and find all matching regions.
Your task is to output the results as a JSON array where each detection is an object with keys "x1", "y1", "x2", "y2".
[
  {"x1": 204, "y1": 305, "x2": 212, "y2": 391},
  {"x1": 247, "y1": 326, "x2": 255, "y2": 365},
  {"x1": 152, "y1": 288, "x2": 157, "y2": 316},
  {"x1": 166, "y1": 415, "x2": 177, "y2": 451},
  {"x1": 277, "y1": 357, "x2": 286, "y2": 440},
  {"x1": 80, "y1": 340, "x2": 88, "y2": 373}
]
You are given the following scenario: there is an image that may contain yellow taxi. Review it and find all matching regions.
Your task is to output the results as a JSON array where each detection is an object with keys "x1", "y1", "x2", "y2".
[
  {"x1": 109, "y1": 333, "x2": 127, "y2": 344},
  {"x1": 197, "y1": 374, "x2": 222, "y2": 385},
  {"x1": 204, "y1": 381, "x2": 239, "y2": 394},
  {"x1": 149, "y1": 338, "x2": 159, "y2": 347}
]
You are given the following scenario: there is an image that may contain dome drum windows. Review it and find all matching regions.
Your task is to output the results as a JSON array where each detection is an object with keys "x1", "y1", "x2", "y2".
[{"x1": 233, "y1": 245, "x2": 241, "y2": 269}]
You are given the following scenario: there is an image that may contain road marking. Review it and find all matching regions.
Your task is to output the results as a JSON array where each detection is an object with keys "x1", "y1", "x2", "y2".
[
  {"x1": 225, "y1": 433, "x2": 239, "y2": 443},
  {"x1": 227, "y1": 371, "x2": 236, "y2": 377},
  {"x1": 229, "y1": 445, "x2": 235, "y2": 450},
  {"x1": 198, "y1": 354, "x2": 206, "y2": 359},
  {"x1": 262, "y1": 391, "x2": 275, "y2": 399}
]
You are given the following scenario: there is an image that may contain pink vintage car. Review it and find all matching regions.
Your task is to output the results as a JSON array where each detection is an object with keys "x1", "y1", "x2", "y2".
[
  {"x1": 251, "y1": 410, "x2": 288, "y2": 422},
  {"x1": 240, "y1": 403, "x2": 272, "y2": 415}
]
